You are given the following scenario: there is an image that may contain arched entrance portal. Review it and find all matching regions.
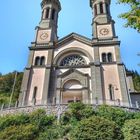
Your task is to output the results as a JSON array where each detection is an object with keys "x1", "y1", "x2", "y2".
[{"x1": 62, "y1": 80, "x2": 83, "y2": 104}]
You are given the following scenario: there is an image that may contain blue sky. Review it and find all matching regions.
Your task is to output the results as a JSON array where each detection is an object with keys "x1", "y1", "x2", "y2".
[{"x1": 0, "y1": 0, "x2": 139, "y2": 74}]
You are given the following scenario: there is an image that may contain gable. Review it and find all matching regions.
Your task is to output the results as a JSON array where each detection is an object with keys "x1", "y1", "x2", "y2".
[
  {"x1": 54, "y1": 34, "x2": 94, "y2": 63},
  {"x1": 56, "y1": 32, "x2": 92, "y2": 47}
]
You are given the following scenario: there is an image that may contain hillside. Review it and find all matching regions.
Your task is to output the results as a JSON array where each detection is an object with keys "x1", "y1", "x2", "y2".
[{"x1": 0, "y1": 103, "x2": 140, "y2": 139}]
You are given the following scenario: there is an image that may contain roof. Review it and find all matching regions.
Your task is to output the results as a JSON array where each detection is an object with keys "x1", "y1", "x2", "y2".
[{"x1": 56, "y1": 32, "x2": 92, "y2": 47}]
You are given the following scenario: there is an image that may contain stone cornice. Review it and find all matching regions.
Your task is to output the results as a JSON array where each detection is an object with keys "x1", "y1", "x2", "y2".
[
  {"x1": 29, "y1": 46, "x2": 55, "y2": 50},
  {"x1": 93, "y1": 40, "x2": 120, "y2": 46}
]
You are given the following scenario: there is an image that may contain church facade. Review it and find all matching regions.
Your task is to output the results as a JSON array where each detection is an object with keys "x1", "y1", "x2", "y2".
[{"x1": 19, "y1": 0, "x2": 135, "y2": 106}]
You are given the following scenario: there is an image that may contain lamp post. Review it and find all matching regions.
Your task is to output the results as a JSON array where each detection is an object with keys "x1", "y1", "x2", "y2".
[{"x1": 8, "y1": 71, "x2": 18, "y2": 108}]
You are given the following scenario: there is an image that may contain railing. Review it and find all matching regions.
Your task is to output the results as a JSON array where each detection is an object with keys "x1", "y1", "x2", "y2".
[{"x1": 0, "y1": 99, "x2": 140, "y2": 116}]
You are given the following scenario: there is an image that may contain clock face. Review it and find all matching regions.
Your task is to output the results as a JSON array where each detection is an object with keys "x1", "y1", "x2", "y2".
[
  {"x1": 99, "y1": 28, "x2": 109, "y2": 36},
  {"x1": 40, "y1": 32, "x2": 49, "y2": 40}
]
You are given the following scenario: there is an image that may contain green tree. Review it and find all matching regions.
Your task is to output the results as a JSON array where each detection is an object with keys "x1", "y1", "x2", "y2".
[
  {"x1": 61, "y1": 102, "x2": 95, "y2": 124},
  {"x1": 70, "y1": 116, "x2": 123, "y2": 140},
  {"x1": 122, "y1": 119, "x2": 140, "y2": 140},
  {"x1": 96, "y1": 105, "x2": 133, "y2": 127},
  {"x1": 118, "y1": 0, "x2": 140, "y2": 32},
  {"x1": 0, "y1": 71, "x2": 23, "y2": 106},
  {"x1": 0, "y1": 124, "x2": 38, "y2": 140}
]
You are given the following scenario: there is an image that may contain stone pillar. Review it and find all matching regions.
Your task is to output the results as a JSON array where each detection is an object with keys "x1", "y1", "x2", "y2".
[
  {"x1": 118, "y1": 64, "x2": 130, "y2": 106},
  {"x1": 82, "y1": 89, "x2": 89, "y2": 104},
  {"x1": 42, "y1": 68, "x2": 51, "y2": 104},
  {"x1": 97, "y1": 4, "x2": 100, "y2": 14},
  {"x1": 19, "y1": 50, "x2": 34, "y2": 106},
  {"x1": 103, "y1": 3, "x2": 106, "y2": 13},
  {"x1": 42, "y1": 49, "x2": 54, "y2": 104},
  {"x1": 27, "y1": 50, "x2": 34, "y2": 68},
  {"x1": 90, "y1": 64, "x2": 103, "y2": 105},
  {"x1": 115, "y1": 45, "x2": 121, "y2": 63},
  {"x1": 43, "y1": 9, "x2": 46, "y2": 19}
]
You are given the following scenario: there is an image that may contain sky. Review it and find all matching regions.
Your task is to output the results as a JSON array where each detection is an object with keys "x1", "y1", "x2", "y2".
[{"x1": 0, "y1": 0, "x2": 139, "y2": 74}]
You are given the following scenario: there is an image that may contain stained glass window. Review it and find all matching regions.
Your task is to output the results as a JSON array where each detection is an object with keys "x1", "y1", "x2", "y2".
[{"x1": 60, "y1": 55, "x2": 86, "y2": 66}]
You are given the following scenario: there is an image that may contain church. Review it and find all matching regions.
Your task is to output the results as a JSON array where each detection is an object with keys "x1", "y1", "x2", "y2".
[{"x1": 19, "y1": 0, "x2": 135, "y2": 107}]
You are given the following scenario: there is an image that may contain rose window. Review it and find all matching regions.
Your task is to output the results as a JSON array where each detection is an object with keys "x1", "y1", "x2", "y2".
[{"x1": 60, "y1": 55, "x2": 86, "y2": 66}]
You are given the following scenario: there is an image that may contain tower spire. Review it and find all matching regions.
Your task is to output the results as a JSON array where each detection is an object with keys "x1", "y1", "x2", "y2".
[
  {"x1": 90, "y1": 0, "x2": 116, "y2": 39},
  {"x1": 36, "y1": 0, "x2": 61, "y2": 43}
]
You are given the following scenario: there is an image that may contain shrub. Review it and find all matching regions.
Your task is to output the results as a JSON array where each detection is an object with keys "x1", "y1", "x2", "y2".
[
  {"x1": 0, "y1": 124, "x2": 38, "y2": 140},
  {"x1": 29, "y1": 109, "x2": 55, "y2": 130},
  {"x1": 0, "y1": 113, "x2": 29, "y2": 131},
  {"x1": 70, "y1": 116, "x2": 123, "y2": 140},
  {"x1": 122, "y1": 119, "x2": 140, "y2": 140},
  {"x1": 96, "y1": 105, "x2": 133, "y2": 126},
  {"x1": 61, "y1": 102, "x2": 95, "y2": 124}
]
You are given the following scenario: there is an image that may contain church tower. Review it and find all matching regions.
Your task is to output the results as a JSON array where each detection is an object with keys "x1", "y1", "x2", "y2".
[
  {"x1": 90, "y1": 0, "x2": 130, "y2": 105},
  {"x1": 90, "y1": 0, "x2": 116, "y2": 39},
  {"x1": 19, "y1": 0, "x2": 61, "y2": 106}
]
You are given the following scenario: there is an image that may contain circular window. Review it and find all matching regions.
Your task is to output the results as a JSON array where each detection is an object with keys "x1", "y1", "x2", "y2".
[{"x1": 60, "y1": 55, "x2": 86, "y2": 66}]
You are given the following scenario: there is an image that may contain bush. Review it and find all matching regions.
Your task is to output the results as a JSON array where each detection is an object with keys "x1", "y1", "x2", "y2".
[
  {"x1": 96, "y1": 105, "x2": 133, "y2": 126},
  {"x1": 122, "y1": 119, "x2": 140, "y2": 140},
  {"x1": 0, "y1": 113, "x2": 29, "y2": 131},
  {"x1": 29, "y1": 109, "x2": 55, "y2": 128},
  {"x1": 0, "y1": 124, "x2": 38, "y2": 140},
  {"x1": 70, "y1": 116, "x2": 123, "y2": 140},
  {"x1": 61, "y1": 102, "x2": 95, "y2": 124}
]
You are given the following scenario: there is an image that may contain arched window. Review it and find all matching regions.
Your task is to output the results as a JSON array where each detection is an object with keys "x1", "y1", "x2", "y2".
[
  {"x1": 94, "y1": 4, "x2": 97, "y2": 16},
  {"x1": 99, "y1": 2, "x2": 103, "y2": 14},
  {"x1": 45, "y1": 8, "x2": 50, "y2": 19},
  {"x1": 107, "y1": 53, "x2": 113, "y2": 62},
  {"x1": 32, "y1": 87, "x2": 37, "y2": 104},
  {"x1": 60, "y1": 55, "x2": 86, "y2": 66},
  {"x1": 35, "y1": 57, "x2": 40, "y2": 66},
  {"x1": 51, "y1": 9, "x2": 56, "y2": 20},
  {"x1": 102, "y1": 53, "x2": 107, "y2": 62},
  {"x1": 40, "y1": 56, "x2": 45, "y2": 65},
  {"x1": 109, "y1": 84, "x2": 114, "y2": 101}
]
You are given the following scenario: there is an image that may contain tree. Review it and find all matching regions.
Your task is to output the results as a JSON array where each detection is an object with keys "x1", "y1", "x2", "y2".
[
  {"x1": 132, "y1": 71, "x2": 140, "y2": 92},
  {"x1": 118, "y1": 0, "x2": 140, "y2": 32},
  {"x1": 61, "y1": 102, "x2": 95, "y2": 124},
  {"x1": 0, "y1": 71, "x2": 23, "y2": 106},
  {"x1": 96, "y1": 105, "x2": 134, "y2": 127},
  {"x1": 0, "y1": 124, "x2": 39, "y2": 140},
  {"x1": 70, "y1": 116, "x2": 123, "y2": 140},
  {"x1": 122, "y1": 119, "x2": 140, "y2": 140}
]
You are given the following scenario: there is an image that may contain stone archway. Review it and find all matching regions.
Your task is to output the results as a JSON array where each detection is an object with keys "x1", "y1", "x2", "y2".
[
  {"x1": 56, "y1": 69, "x2": 90, "y2": 104},
  {"x1": 62, "y1": 79, "x2": 83, "y2": 104}
]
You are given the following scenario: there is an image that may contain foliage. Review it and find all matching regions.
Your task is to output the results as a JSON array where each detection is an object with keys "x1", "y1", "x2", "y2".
[
  {"x1": 38, "y1": 128, "x2": 60, "y2": 140},
  {"x1": 61, "y1": 102, "x2": 95, "y2": 124},
  {"x1": 70, "y1": 116, "x2": 123, "y2": 140},
  {"x1": 0, "y1": 124, "x2": 38, "y2": 140},
  {"x1": 29, "y1": 109, "x2": 55, "y2": 130},
  {"x1": 126, "y1": 70, "x2": 140, "y2": 92},
  {"x1": 118, "y1": 0, "x2": 140, "y2": 32},
  {"x1": 132, "y1": 71, "x2": 140, "y2": 92},
  {"x1": 0, "y1": 94, "x2": 10, "y2": 105},
  {"x1": 122, "y1": 119, "x2": 140, "y2": 140},
  {"x1": 0, "y1": 71, "x2": 23, "y2": 106},
  {"x1": 0, "y1": 113, "x2": 30, "y2": 131},
  {"x1": 96, "y1": 105, "x2": 133, "y2": 127}
]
